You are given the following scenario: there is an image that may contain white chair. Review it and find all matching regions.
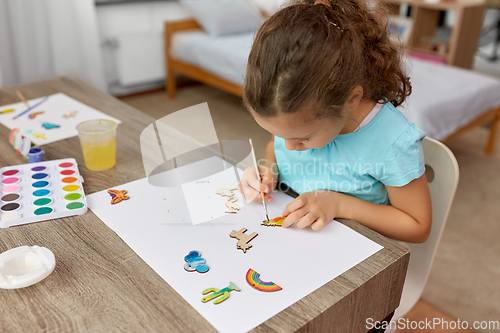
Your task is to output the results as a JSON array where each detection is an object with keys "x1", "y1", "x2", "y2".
[{"x1": 393, "y1": 137, "x2": 460, "y2": 320}]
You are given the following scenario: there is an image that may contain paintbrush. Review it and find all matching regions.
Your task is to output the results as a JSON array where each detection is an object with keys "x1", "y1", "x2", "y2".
[
  {"x1": 16, "y1": 90, "x2": 30, "y2": 109},
  {"x1": 249, "y1": 139, "x2": 270, "y2": 222},
  {"x1": 13, "y1": 96, "x2": 49, "y2": 120}
]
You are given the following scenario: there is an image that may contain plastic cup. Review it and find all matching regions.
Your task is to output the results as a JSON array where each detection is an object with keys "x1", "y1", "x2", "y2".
[{"x1": 76, "y1": 119, "x2": 117, "y2": 171}]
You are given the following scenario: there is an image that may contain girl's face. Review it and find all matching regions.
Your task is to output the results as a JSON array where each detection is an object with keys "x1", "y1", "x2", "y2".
[{"x1": 250, "y1": 108, "x2": 347, "y2": 151}]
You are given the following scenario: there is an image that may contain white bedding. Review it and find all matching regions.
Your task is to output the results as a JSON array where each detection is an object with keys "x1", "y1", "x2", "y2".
[
  {"x1": 172, "y1": 30, "x2": 253, "y2": 86},
  {"x1": 172, "y1": 31, "x2": 500, "y2": 140},
  {"x1": 401, "y1": 58, "x2": 500, "y2": 140}
]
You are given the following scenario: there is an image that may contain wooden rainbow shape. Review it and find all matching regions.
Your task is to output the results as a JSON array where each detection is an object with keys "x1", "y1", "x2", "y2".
[{"x1": 246, "y1": 269, "x2": 282, "y2": 292}]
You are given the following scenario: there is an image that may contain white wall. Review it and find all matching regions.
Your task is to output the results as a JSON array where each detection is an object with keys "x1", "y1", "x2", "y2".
[{"x1": 96, "y1": 1, "x2": 191, "y2": 95}]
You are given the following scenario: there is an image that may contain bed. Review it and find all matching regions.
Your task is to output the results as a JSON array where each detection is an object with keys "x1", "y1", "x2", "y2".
[{"x1": 164, "y1": 19, "x2": 500, "y2": 154}]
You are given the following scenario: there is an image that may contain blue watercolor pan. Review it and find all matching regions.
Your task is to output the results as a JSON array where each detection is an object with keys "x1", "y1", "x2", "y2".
[{"x1": 32, "y1": 181, "x2": 49, "y2": 188}]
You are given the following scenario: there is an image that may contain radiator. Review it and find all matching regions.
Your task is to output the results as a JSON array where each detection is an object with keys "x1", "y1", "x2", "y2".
[{"x1": 115, "y1": 31, "x2": 165, "y2": 86}]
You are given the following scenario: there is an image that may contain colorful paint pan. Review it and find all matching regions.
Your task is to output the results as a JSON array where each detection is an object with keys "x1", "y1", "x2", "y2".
[
  {"x1": 2, "y1": 177, "x2": 19, "y2": 185},
  {"x1": 0, "y1": 212, "x2": 21, "y2": 222},
  {"x1": 0, "y1": 158, "x2": 87, "y2": 228},
  {"x1": 32, "y1": 173, "x2": 48, "y2": 180},
  {"x1": 2, "y1": 185, "x2": 20, "y2": 194},
  {"x1": 2, "y1": 170, "x2": 19, "y2": 176},
  {"x1": 64, "y1": 193, "x2": 82, "y2": 201},
  {"x1": 1, "y1": 203, "x2": 20, "y2": 213},
  {"x1": 34, "y1": 207, "x2": 53, "y2": 215},
  {"x1": 62, "y1": 177, "x2": 77, "y2": 184},
  {"x1": 1, "y1": 193, "x2": 20, "y2": 202},
  {"x1": 34, "y1": 198, "x2": 52, "y2": 206},
  {"x1": 33, "y1": 189, "x2": 51, "y2": 197},
  {"x1": 245, "y1": 269, "x2": 282, "y2": 292},
  {"x1": 63, "y1": 185, "x2": 80, "y2": 192},
  {"x1": 66, "y1": 202, "x2": 85, "y2": 210},
  {"x1": 32, "y1": 181, "x2": 49, "y2": 188}
]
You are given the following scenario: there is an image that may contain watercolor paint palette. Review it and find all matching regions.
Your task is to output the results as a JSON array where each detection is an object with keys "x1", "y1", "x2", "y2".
[{"x1": 0, "y1": 158, "x2": 87, "y2": 228}]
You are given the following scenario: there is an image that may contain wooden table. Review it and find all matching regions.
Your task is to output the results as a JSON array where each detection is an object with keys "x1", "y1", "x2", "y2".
[{"x1": 0, "y1": 78, "x2": 410, "y2": 333}]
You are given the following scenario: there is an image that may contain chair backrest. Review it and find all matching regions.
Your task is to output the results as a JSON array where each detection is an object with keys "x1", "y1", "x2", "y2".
[{"x1": 394, "y1": 137, "x2": 459, "y2": 319}]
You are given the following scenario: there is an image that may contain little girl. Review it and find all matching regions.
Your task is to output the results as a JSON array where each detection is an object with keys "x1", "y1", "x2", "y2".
[{"x1": 239, "y1": 0, "x2": 432, "y2": 242}]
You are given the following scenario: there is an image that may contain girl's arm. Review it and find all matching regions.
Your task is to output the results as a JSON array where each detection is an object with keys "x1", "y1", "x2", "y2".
[
  {"x1": 282, "y1": 174, "x2": 432, "y2": 243},
  {"x1": 338, "y1": 174, "x2": 432, "y2": 242}
]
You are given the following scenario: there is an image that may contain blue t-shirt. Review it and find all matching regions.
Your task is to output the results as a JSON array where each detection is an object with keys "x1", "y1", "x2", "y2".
[{"x1": 274, "y1": 102, "x2": 426, "y2": 205}]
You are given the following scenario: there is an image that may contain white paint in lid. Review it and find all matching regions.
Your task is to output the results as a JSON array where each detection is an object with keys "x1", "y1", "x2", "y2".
[{"x1": 0, "y1": 245, "x2": 55, "y2": 289}]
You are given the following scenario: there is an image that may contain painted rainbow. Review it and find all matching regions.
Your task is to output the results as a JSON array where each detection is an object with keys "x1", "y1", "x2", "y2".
[{"x1": 246, "y1": 269, "x2": 282, "y2": 292}]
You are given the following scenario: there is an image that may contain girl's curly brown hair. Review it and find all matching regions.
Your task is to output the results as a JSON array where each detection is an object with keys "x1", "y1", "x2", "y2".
[{"x1": 243, "y1": 0, "x2": 411, "y2": 119}]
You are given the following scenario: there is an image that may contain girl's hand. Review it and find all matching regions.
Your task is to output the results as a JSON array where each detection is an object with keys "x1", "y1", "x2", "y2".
[
  {"x1": 282, "y1": 191, "x2": 342, "y2": 230},
  {"x1": 239, "y1": 164, "x2": 278, "y2": 202}
]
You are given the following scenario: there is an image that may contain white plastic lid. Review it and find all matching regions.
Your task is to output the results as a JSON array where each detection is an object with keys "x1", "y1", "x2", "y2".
[{"x1": 0, "y1": 245, "x2": 56, "y2": 289}]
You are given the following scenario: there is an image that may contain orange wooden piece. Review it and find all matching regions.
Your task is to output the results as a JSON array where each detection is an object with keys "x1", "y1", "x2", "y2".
[{"x1": 108, "y1": 189, "x2": 130, "y2": 205}]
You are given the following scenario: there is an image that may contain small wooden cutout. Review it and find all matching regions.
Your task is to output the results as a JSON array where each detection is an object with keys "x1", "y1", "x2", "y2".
[
  {"x1": 28, "y1": 111, "x2": 44, "y2": 119},
  {"x1": 216, "y1": 187, "x2": 238, "y2": 197},
  {"x1": 217, "y1": 187, "x2": 239, "y2": 213},
  {"x1": 184, "y1": 250, "x2": 209, "y2": 273},
  {"x1": 229, "y1": 228, "x2": 258, "y2": 253},
  {"x1": 225, "y1": 196, "x2": 239, "y2": 212},
  {"x1": 32, "y1": 132, "x2": 47, "y2": 140},
  {"x1": 246, "y1": 268, "x2": 282, "y2": 292},
  {"x1": 41, "y1": 122, "x2": 60, "y2": 129},
  {"x1": 108, "y1": 189, "x2": 130, "y2": 204},
  {"x1": 261, "y1": 216, "x2": 285, "y2": 227},
  {"x1": 63, "y1": 110, "x2": 78, "y2": 118},
  {"x1": 201, "y1": 282, "x2": 240, "y2": 304}
]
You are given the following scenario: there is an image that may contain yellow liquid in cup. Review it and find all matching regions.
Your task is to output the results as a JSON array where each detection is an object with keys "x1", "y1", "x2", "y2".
[{"x1": 80, "y1": 138, "x2": 116, "y2": 171}]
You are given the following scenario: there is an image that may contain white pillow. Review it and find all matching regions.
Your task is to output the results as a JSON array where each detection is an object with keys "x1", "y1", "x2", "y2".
[{"x1": 180, "y1": 0, "x2": 264, "y2": 36}]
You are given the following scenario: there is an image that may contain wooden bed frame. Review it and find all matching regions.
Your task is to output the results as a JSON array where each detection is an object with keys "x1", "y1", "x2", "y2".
[{"x1": 164, "y1": 19, "x2": 500, "y2": 154}]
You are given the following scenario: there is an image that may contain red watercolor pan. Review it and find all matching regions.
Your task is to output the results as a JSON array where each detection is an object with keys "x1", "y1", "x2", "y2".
[
  {"x1": 60, "y1": 170, "x2": 76, "y2": 176},
  {"x1": 2, "y1": 170, "x2": 19, "y2": 177}
]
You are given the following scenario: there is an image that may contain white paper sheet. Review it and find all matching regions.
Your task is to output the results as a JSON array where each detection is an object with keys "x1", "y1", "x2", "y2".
[
  {"x1": 181, "y1": 167, "x2": 246, "y2": 225},
  {"x1": 0, "y1": 93, "x2": 121, "y2": 145},
  {"x1": 87, "y1": 157, "x2": 383, "y2": 333}
]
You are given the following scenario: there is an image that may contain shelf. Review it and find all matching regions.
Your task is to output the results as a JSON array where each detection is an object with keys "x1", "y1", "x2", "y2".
[
  {"x1": 382, "y1": 0, "x2": 486, "y2": 9},
  {"x1": 409, "y1": 47, "x2": 449, "y2": 61},
  {"x1": 382, "y1": 0, "x2": 485, "y2": 68}
]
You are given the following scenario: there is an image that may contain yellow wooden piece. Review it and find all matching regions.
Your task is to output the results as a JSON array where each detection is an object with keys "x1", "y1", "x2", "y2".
[
  {"x1": 261, "y1": 217, "x2": 285, "y2": 227},
  {"x1": 32, "y1": 132, "x2": 47, "y2": 140}
]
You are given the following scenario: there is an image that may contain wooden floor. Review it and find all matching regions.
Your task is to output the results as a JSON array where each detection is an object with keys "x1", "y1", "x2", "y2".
[{"x1": 397, "y1": 299, "x2": 476, "y2": 333}]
